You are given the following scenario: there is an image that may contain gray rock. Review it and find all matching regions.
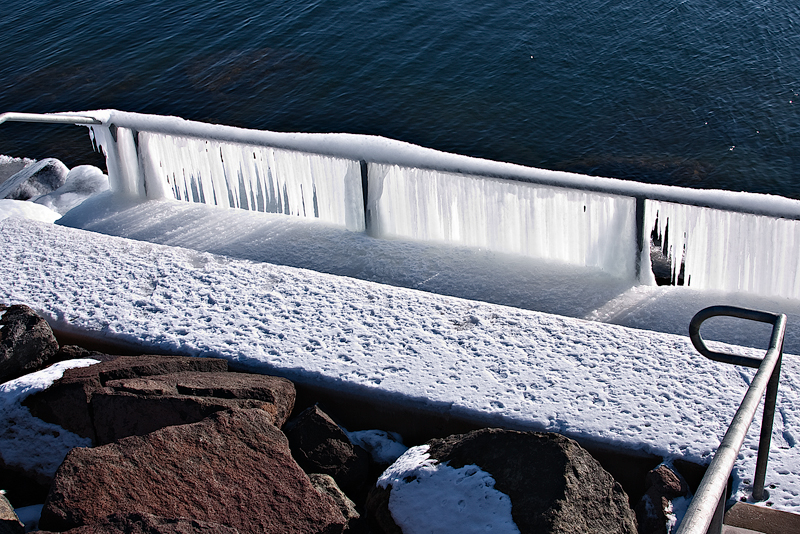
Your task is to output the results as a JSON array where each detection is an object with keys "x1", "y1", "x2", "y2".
[
  {"x1": 39, "y1": 408, "x2": 346, "y2": 534},
  {"x1": 367, "y1": 428, "x2": 638, "y2": 534},
  {"x1": 309, "y1": 474, "x2": 362, "y2": 528},
  {"x1": 0, "y1": 492, "x2": 24, "y2": 534},
  {"x1": 0, "y1": 304, "x2": 60, "y2": 384},
  {"x1": 0, "y1": 159, "x2": 68, "y2": 201}
]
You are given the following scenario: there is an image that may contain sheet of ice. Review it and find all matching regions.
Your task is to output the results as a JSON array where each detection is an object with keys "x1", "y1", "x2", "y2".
[
  {"x1": 586, "y1": 284, "x2": 800, "y2": 355},
  {"x1": 377, "y1": 445, "x2": 520, "y2": 534},
  {"x1": 58, "y1": 194, "x2": 800, "y2": 354},
  {"x1": 0, "y1": 199, "x2": 61, "y2": 223},
  {"x1": 0, "y1": 359, "x2": 98, "y2": 477},
  {"x1": 33, "y1": 165, "x2": 109, "y2": 215},
  {"x1": 1, "y1": 217, "x2": 799, "y2": 512}
]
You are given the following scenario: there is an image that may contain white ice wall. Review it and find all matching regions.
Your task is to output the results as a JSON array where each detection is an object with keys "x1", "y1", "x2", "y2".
[
  {"x1": 368, "y1": 164, "x2": 638, "y2": 278},
  {"x1": 134, "y1": 132, "x2": 365, "y2": 231},
  {"x1": 647, "y1": 200, "x2": 800, "y2": 299}
]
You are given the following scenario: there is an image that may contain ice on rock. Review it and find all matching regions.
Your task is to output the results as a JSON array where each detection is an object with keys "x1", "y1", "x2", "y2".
[
  {"x1": 34, "y1": 165, "x2": 109, "y2": 215},
  {"x1": 0, "y1": 155, "x2": 34, "y2": 186}
]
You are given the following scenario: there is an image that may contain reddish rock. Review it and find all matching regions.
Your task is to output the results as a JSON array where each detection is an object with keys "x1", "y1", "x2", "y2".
[
  {"x1": 0, "y1": 304, "x2": 59, "y2": 383},
  {"x1": 23, "y1": 356, "x2": 295, "y2": 444},
  {"x1": 284, "y1": 405, "x2": 370, "y2": 494},
  {"x1": 40, "y1": 409, "x2": 346, "y2": 534},
  {"x1": 635, "y1": 464, "x2": 689, "y2": 534},
  {"x1": 40, "y1": 512, "x2": 239, "y2": 534}
]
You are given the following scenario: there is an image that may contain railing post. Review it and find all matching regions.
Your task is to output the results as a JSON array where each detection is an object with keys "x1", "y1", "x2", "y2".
[
  {"x1": 753, "y1": 353, "x2": 782, "y2": 500},
  {"x1": 635, "y1": 196, "x2": 646, "y2": 280},
  {"x1": 706, "y1": 491, "x2": 725, "y2": 534}
]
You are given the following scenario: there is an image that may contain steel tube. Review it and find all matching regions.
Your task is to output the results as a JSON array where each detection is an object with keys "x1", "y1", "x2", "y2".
[
  {"x1": 753, "y1": 354, "x2": 782, "y2": 500},
  {"x1": 0, "y1": 112, "x2": 100, "y2": 126},
  {"x1": 678, "y1": 309, "x2": 787, "y2": 534}
]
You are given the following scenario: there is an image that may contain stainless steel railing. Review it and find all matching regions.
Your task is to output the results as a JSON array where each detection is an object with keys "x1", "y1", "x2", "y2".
[{"x1": 677, "y1": 305, "x2": 787, "y2": 534}]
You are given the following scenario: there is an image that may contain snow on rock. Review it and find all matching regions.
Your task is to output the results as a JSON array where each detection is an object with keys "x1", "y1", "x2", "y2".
[
  {"x1": 377, "y1": 445, "x2": 520, "y2": 534},
  {"x1": 0, "y1": 217, "x2": 799, "y2": 512},
  {"x1": 33, "y1": 165, "x2": 109, "y2": 215},
  {"x1": 0, "y1": 359, "x2": 98, "y2": 477},
  {"x1": 0, "y1": 199, "x2": 61, "y2": 223},
  {"x1": 345, "y1": 429, "x2": 408, "y2": 465}
]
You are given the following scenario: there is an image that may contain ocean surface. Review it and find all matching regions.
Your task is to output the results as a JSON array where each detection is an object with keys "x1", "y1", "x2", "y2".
[{"x1": 1, "y1": 0, "x2": 799, "y2": 198}]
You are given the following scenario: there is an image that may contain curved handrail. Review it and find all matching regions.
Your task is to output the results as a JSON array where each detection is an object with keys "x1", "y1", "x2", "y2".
[{"x1": 678, "y1": 305, "x2": 786, "y2": 534}]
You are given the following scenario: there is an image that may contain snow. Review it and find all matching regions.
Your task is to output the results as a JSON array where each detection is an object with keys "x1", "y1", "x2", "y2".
[
  {"x1": 0, "y1": 359, "x2": 98, "y2": 477},
  {"x1": 377, "y1": 445, "x2": 520, "y2": 534},
  {"x1": 0, "y1": 199, "x2": 61, "y2": 223},
  {"x1": 345, "y1": 428, "x2": 408, "y2": 465},
  {"x1": 1, "y1": 216, "x2": 799, "y2": 514},
  {"x1": 14, "y1": 504, "x2": 43, "y2": 532}
]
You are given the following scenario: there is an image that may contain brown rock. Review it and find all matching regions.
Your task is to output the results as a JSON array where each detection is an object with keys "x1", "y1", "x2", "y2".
[
  {"x1": 39, "y1": 408, "x2": 346, "y2": 534},
  {"x1": 40, "y1": 512, "x2": 239, "y2": 534},
  {"x1": 367, "y1": 428, "x2": 637, "y2": 534},
  {"x1": 23, "y1": 356, "x2": 295, "y2": 444},
  {"x1": 284, "y1": 405, "x2": 370, "y2": 494},
  {"x1": 635, "y1": 464, "x2": 689, "y2": 534},
  {"x1": 0, "y1": 304, "x2": 59, "y2": 383}
]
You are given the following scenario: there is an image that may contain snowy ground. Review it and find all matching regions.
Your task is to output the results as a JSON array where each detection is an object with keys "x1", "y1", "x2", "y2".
[{"x1": 2, "y1": 211, "x2": 800, "y2": 514}]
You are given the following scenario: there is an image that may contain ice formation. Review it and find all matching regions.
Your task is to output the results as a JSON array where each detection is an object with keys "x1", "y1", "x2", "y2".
[
  {"x1": 137, "y1": 132, "x2": 365, "y2": 231},
  {"x1": 79, "y1": 110, "x2": 800, "y2": 296},
  {"x1": 647, "y1": 200, "x2": 800, "y2": 299},
  {"x1": 368, "y1": 164, "x2": 637, "y2": 277}
]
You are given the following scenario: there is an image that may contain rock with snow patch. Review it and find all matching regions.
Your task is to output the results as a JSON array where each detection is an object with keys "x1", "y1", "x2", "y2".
[
  {"x1": 39, "y1": 408, "x2": 346, "y2": 533},
  {"x1": 23, "y1": 355, "x2": 295, "y2": 444},
  {"x1": 38, "y1": 512, "x2": 239, "y2": 534},
  {"x1": 0, "y1": 492, "x2": 24, "y2": 534},
  {"x1": 366, "y1": 428, "x2": 637, "y2": 534},
  {"x1": 34, "y1": 166, "x2": 109, "y2": 215},
  {"x1": 284, "y1": 405, "x2": 370, "y2": 495},
  {"x1": 635, "y1": 464, "x2": 689, "y2": 534},
  {"x1": 0, "y1": 304, "x2": 60, "y2": 384},
  {"x1": 0, "y1": 159, "x2": 68, "y2": 201}
]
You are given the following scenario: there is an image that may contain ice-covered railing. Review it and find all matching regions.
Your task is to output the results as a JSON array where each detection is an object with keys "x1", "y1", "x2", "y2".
[{"x1": 3, "y1": 110, "x2": 800, "y2": 298}]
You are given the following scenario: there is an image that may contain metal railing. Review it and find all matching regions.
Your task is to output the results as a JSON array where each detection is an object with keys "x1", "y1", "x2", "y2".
[{"x1": 677, "y1": 305, "x2": 787, "y2": 534}]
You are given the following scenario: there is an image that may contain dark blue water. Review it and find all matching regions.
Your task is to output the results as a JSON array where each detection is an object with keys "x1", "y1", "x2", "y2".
[{"x1": 1, "y1": 0, "x2": 799, "y2": 198}]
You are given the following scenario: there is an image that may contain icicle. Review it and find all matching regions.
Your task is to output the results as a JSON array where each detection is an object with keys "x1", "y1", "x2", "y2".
[
  {"x1": 136, "y1": 132, "x2": 365, "y2": 231},
  {"x1": 366, "y1": 164, "x2": 638, "y2": 278},
  {"x1": 646, "y1": 200, "x2": 800, "y2": 299}
]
